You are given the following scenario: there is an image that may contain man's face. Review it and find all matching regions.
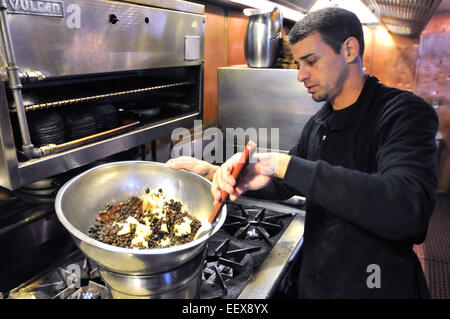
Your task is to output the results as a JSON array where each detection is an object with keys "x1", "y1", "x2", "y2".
[{"x1": 291, "y1": 32, "x2": 349, "y2": 103}]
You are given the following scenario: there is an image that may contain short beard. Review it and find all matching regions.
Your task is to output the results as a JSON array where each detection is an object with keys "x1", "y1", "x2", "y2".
[
  {"x1": 312, "y1": 92, "x2": 329, "y2": 102},
  {"x1": 313, "y1": 62, "x2": 349, "y2": 103}
]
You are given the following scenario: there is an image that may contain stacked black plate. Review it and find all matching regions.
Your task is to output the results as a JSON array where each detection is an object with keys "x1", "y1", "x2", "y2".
[
  {"x1": 63, "y1": 111, "x2": 97, "y2": 141},
  {"x1": 28, "y1": 112, "x2": 65, "y2": 147},
  {"x1": 91, "y1": 104, "x2": 119, "y2": 132},
  {"x1": 14, "y1": 171, "x2": 77, "y2": 204}
]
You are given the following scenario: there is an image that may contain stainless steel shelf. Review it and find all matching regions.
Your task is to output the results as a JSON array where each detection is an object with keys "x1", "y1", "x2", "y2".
[{"x1": 8, "y1": 112, "x2": 199, "y2": 189}]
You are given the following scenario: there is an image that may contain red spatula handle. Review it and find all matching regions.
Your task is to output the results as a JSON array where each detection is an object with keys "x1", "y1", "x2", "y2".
[{"x1": 208, "y1": 141, "x2": 257, "y2": 224}]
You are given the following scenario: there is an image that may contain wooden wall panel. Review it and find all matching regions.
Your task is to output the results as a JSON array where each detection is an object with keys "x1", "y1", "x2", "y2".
[
  {"x1": 226, "y1": 9, "x2": 248, "y2": 66},
  {"x1": 192, "y1": 3, "x2": 247, "y2": 126},
  {"x1": 202, "y1": 3, "x2": 227, "y2": 126}
]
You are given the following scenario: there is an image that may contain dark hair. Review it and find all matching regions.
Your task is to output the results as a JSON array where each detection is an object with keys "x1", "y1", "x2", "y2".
[{"x1": 288, "y1": 7, "x2": 365, "y2": 58}]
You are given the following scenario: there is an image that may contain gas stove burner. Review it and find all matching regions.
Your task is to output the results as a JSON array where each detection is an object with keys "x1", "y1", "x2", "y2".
[
  {"x1": 203, "y1": 263, "x2": 232, "y2": 296},
  {"x1": 51, "y1": 278, "x2": 108, "y2": 299},
  {"x1": 8, "y1": 198, "x2": 302, "y2": 300},
  {"x1": 46, "y1": 257, "x2": 109, "y2": 299},
  {"x1": 7, "y1": 253, "x2": 110, "y2": 299},
  {"x1": 202, "y1": 238, "x2": 260, "y2": 297},
  {"x1": 223, "y1": 204, "x2": 293, "y2": 246}
]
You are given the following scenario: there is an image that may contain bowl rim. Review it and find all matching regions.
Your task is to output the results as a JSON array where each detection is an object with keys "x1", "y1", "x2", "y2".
[{"x1": 54, "y1": 160, "x2": 226, "y2": 255}]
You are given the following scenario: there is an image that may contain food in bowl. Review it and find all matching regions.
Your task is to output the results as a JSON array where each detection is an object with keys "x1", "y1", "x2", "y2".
[{"x1": 87, "y1": 188, "x2": 201, "y2": 249}]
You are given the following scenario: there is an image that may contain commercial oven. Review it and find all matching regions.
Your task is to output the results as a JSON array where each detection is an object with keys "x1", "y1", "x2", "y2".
[{"x1": 0, "y1": 0, "x2": 205, "y2": 190}]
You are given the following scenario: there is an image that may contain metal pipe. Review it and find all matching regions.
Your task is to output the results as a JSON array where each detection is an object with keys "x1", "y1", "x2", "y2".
[
  {"x1": 39, "y1": 121, "x2": 141, "y2": 156},
  {"x1": 9, "y1": 81, "x2": 194, "y2": 113},
  {"x1": 0, "y1": 0, "x2": 41, "y2": 158},
  {"x1": 0, "y1": 208, "x2": 53, "y2": 236}
]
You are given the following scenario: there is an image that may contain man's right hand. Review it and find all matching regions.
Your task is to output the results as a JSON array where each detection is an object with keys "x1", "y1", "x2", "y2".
[
  {"x1": 210, "y1": 151, "x2": 291, "y2": 205},
  {"x1": 166, "y1": 156, "x2": 218, "y2": 182}
]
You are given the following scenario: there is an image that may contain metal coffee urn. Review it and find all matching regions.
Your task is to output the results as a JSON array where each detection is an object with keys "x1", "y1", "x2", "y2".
[{"x1": 244, "y1": 7, "x2": 283, "y2": 68}]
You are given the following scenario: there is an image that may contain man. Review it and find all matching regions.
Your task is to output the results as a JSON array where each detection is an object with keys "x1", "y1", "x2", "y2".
[{"x1": 167, "y1": 7, "x2": 439, "y2": 298}]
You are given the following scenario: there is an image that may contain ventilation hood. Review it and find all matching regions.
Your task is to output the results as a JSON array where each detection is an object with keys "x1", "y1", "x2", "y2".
[{"x1": 361, "y1": 0, "x2": 444, "y2": 37}]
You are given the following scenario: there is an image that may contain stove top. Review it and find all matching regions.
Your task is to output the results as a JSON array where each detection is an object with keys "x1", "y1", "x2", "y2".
[{"x1": 6, "y1": 197, "x2": 305, "y2": 299}]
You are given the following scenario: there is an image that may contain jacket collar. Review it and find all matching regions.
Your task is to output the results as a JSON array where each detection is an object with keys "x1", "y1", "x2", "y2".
[{"x1": 312, "y1": 75, "x2": 379, "y2": 126}]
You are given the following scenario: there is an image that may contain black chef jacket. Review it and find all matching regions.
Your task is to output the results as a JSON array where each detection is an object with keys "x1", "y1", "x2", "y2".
[{"x1": 246, "y1": 75, "x2": 439, "y2": 298}]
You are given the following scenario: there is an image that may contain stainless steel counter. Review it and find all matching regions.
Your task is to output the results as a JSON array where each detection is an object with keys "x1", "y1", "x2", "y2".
[
  {"x1": 238, "y1": 213, "x2": 304, "y2": 299},
  {"x1": 234, "y1": 196, "x2": 305, "y2": 299}
]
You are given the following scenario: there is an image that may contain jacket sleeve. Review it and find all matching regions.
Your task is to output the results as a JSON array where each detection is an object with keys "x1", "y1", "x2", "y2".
[
  {"x1": 283, "y1": 93, "x2": 439, "y2": 242},
  {"x1": 243, "y1": 120, "x2": 312, "y2": 201},
  {"x1": 243, "y1": 178, "x2": 298, "y2": 201}
]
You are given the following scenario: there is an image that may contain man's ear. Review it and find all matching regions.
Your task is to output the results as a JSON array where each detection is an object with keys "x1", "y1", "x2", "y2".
[{"x1": 341, "y1": 37, "x2": 360, "y2": 63}]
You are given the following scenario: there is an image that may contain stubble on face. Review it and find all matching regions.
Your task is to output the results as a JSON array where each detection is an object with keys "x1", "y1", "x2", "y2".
[
  {"x1": 311, "y1": 90, "x2": 328, "y2": 102},
  {"x1": 316, "y1": 66, "x2": 348, "y2": 103},
  {"x1": 292, "y1": 33, "x2": 348, "y2": 104}
]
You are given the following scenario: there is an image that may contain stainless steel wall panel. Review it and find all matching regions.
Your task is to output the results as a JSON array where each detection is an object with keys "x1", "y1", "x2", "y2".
[
  {"x1": 119, "y1": 0, "x2": 204, "y2": 15},
  {"x1": 218, "y1": 66, "x2": 323, "y2": 154},
  {"x1": 1, "y1": 0, "x2": 205, "y2": 78}
]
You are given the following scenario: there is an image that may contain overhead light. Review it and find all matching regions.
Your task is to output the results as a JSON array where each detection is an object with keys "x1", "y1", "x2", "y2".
[
  {"x1": 375, "y1": 26, "x2": 394, "y2": 45},
  {"x1": 310, "y1": 0, "x2": 380, "y2": 25},
  {"x1": 229, "y1": 0, "x2": 305, "y2": 21}
]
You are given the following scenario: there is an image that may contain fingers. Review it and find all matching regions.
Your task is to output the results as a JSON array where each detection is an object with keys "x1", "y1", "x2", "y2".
[
  {"x1": 169, "y1": 152, "x2": 281, "y2": 206},
  {"x1": 229, "y1": 183, "x2": 250, "y2": 201},
  {"x1": 211, "y1": 154, "x2": 241, "y2": 204},
  {"x1": 212, "y1": 185, "x2": 221, "y2": 204},
  {"x1": 166, "y1": 156, "x2": 194, "y2": 169},
  {"x1": 211, "y1": 167, "x2": 235, "y2": 201},
  {"x1": 252, "y1": 153, "x2": 278, "y2": 175}
]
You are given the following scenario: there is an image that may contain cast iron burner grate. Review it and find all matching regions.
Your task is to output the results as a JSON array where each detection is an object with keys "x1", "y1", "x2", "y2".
[
  {"x1": 223, "y1": 204, "x2": 293, "y2": 246},
  {"x1": 6, "y1": 251, "x2": 110, "y2": 299},
  {"x1": 199, "y1": 201, "x2": 296, "y2": 299},
  {"x1": 202, "y1": 238, "x2": 260, "y2": 298}
]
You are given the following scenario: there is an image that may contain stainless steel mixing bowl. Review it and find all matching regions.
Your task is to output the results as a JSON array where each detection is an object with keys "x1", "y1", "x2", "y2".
[{"x1": 54, "y1": 161, "x2": 227, "y2": 275}]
